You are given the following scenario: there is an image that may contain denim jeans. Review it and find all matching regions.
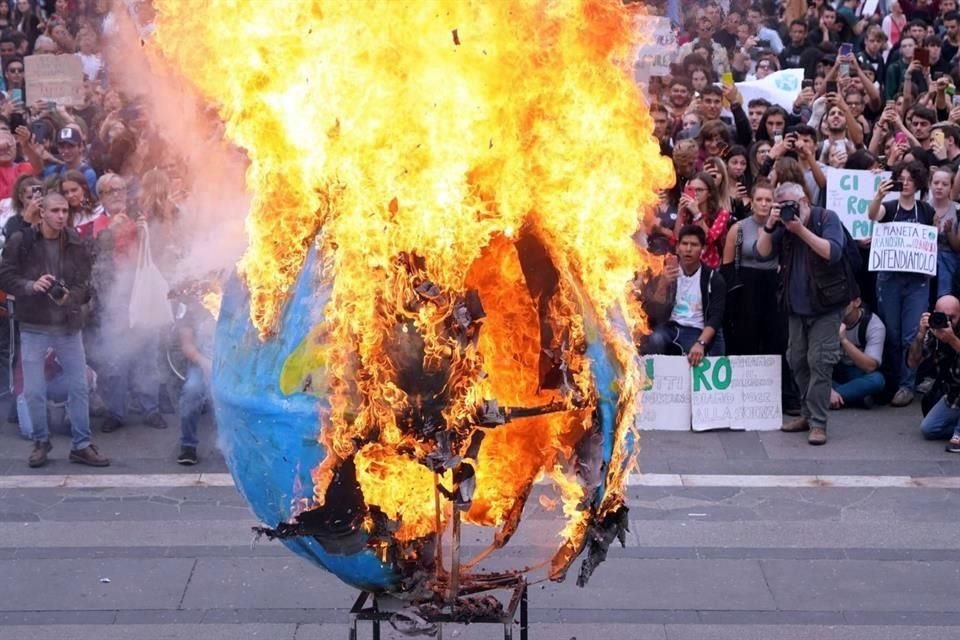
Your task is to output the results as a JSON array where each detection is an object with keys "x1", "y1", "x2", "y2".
[
  {"x1": 21, "y1": 330, "x2": 91, "y2": 451},
  {"x1": 832, "y1": 362, "x2": 886, "y2": 406},
  {"x1": 100, "y1": 329, "x2": 161, "y2": 420},
  {"x1": 642, "y1": 322, "x2": 725, "y2": 357},
  {"x1": 788, "y1": 310, "x2": 842, "y2": 430},
  {"x1": 16, "y1": 374, "x2": 71, "y2": 439},
  {"x1": 179, "y1": 364, "x2": 209, "y2": 448},
  {"x1": 937, "y1": 249, "x2": 959, "y2": 298},
  {"x1": 876, "y1": 272, "x2": 929, "y2": 390},
  {"x1": 920, "y1": 396, "x2": 960, "y2": 440}
]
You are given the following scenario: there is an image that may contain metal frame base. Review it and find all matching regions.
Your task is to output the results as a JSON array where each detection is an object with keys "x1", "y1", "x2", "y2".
[{"x1": 348, "y1": 577, "x2": 528, "y2": 640}]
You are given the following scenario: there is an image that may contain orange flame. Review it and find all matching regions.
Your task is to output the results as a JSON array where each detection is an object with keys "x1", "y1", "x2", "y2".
[{"x1": 151, "y1": 0, "x2": 672, "y2": 567}]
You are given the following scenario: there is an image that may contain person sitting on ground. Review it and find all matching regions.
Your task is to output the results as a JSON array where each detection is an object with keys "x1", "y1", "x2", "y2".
[
  {"x1": 832, "y1": 291, "x2": 887, "y2": 409},
  {"x1": 908, "y1": 295, "x2": 960, "y2": 453},
  {"x1": 641, "y1": 224, "x2": 727, "y2": 366}
]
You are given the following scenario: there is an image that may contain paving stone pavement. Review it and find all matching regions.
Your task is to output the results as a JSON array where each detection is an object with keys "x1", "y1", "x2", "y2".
[{"x1": 1, "y1": 396, "x2": 958, "y2": 640}]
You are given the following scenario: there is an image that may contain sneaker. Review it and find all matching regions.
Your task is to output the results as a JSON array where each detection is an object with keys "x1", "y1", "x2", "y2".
[
  {"x1": 808, "y1": 427, "x2": 827, "y2": 446},
  {"x1": 101, "y1": 416, "x2": 125, "y2": 433},
  {"x1": 69, "y1": 444, "x2": 110, "y2": 467},
  {"x1": 781, "y1": 417, "x2": 809, "y2": 432},
  {"x1": 916, "y1": 377, "x2": 936, "y2": 395},
  {"x1": 28, "y1": 440, "x2": 52, "y2": 468},
  {"x1": 144, "y1": 413, "x2": 168, "y2": 430},
  {"x1": 946, "y1": 436, "x2": 960, "y2": 454},
  {"x1": 177, "y1": 446, "x2": 198, "y2": 466},
  {"x1": 890, "y1": 388, "x2": 915, "y2": 407}
]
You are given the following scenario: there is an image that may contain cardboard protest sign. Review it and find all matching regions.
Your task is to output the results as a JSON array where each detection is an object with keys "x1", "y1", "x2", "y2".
[
  {"x1": 690, "y1": 355, "x2": 782, "y2": 432},
  {"x1": 735, "y1": 68, "x2": 803, "y2": 111},
  {"x1": 825, "y1": 168, "x2": 895, "y2": 240},
  {"x1": 635, "y1": 355, "x2": 692, "y2": 431},
  {"x1": 25, "y1": 54, "x2": 84, "y2": 106},
  {"x1": 868, "y1": 222, "x2": 938, "y2": 277},
  {"x1": 633, "y1": 16, "x2": 678, "y2": 82}
]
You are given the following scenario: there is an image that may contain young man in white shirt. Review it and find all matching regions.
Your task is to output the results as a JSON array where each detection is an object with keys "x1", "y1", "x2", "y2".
[{"x1": 641, "y1": 225, "x2": 727, "y2": 366}]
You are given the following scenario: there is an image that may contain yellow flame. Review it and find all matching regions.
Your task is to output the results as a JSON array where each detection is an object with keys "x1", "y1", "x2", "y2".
[{"x1": 151, "y1": 0, "x2": 671, "y2": 554}]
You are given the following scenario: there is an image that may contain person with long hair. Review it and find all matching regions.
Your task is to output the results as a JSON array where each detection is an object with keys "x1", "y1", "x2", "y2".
[
  {"x1": 13, "y1": 0, "x2": 42, "y2": 52},
  {"x1": 136, "y1": 168, "x2": 181, "y2": 275},
  {"x1": 868, "y1": 160, "x2": 935, "y2": 407},
  {"x1": 747, "y1": 139, "x2": 771, "y2": 181},
  {"x1": 722, "y1": 180, "x2": 782, "y2": 351},
  {"x1": 675, "y1": 171, "x2": 731, "y2": 269},
  {"x1": 59, "y1": 169, "x2": 107, "y2": 240},
  {"x1": 928, "y1": 167, "x2": 960, "y2": 297}
]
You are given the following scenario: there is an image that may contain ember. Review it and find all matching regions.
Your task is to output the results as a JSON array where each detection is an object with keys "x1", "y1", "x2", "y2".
[{"x1": 150, "y1": 0, "x2": 672, "y2": 600}]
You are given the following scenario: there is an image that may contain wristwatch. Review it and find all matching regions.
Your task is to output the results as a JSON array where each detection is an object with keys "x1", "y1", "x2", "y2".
[{"x1": 697, "y1": 339, "x2": 707, "y2": 347}]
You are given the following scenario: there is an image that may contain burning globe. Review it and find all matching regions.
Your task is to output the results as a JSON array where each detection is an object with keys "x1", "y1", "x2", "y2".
[{"x1": 150, "y1": 0, "x2": 673, "y2": 595}]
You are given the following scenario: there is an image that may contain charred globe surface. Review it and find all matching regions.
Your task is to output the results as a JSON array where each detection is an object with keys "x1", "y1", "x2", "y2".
[{"x1": 156, "y1": 0, "x2": 674, "y2": 595}]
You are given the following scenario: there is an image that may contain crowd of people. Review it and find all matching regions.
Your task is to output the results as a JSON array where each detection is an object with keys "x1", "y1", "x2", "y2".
[
  {"x1": 0, "y1": 0, "x2": 214, "y2": 469},
  {"x1": 640, "y1": 0, "x2": 960, "y2": 449}
]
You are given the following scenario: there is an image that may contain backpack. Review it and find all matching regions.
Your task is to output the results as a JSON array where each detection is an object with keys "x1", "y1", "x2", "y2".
[{"x1": 807, "y1": 207, "x2": 858, "y2": 313}]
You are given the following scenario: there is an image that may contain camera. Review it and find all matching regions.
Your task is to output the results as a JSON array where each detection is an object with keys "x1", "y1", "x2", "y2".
[
  {"x1": 46, "y1": 279, "x2": 69, "y2": 305},
  {"x1": 779, "y1": 201, "x2": 800, "y2": 222},
  {"x1": 930, "y1": 311, "x2": 950, "y2": 330}
]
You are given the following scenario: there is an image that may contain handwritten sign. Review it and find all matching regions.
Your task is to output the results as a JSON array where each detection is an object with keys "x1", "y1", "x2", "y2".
[
  {"x1": 25, "y1": 54, "x2": 84, "y2": 106},
  {"x1": 636, "y1": 355, "x2": 782, "y2": 431},
  {"x1": 868, "y1": 222, "x2": 938, "y2": 277},
  {"x1": 633, "y1": 16, "x2": 677, "y2": 81},
  {"x1": 691, "y1": 356, "x2": 782, "y2": 431},
  {"x1": 636, "y1": 355, "x2": 692, "y2": 431},
  {"x1": 825, "y1": 168, "x2": 895, "y2": 240}
]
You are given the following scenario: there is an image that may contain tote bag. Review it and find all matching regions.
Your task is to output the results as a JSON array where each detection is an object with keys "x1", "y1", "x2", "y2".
[{"x1": 128, "y1": 224, "x2": 174, "y2": 329}]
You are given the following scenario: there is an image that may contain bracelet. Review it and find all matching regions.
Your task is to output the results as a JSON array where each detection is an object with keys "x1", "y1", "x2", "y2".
[
  {"x1": 696, "y1": 339, "x2": 707, "y2": 347},
  {"x1": 763, "y1": 224, "x2": 777, "y2": 233}
]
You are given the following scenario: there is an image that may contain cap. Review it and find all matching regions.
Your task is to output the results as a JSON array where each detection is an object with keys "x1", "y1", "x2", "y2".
[{"x1": 57, "y1": 127, "x2": 81, "y2": 146}]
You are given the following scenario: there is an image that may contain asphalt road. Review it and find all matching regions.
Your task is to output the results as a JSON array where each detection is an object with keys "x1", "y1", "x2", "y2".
[{"x1": 1, "y1": 398, "x2": 959, "y2": 640}]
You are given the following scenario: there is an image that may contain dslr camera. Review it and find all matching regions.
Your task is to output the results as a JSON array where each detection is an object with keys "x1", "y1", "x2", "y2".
[
  {"x1": 47, "y1": 279, "x2": 69, "y2": 305},
  {"x1": 779, "y1": 201, "x2": 800, "y2": 223},
  {"x1": 930, "y1": 311, "x2": 951, "y2": 330}
]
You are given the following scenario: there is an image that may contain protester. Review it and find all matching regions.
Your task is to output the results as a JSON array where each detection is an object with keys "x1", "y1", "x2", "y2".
[
  {"x1": 833, "y1": 292, "x2": 887, "y2": 408},
  {"x1": 868, "y1": 161, "x2": 935, "y2": 407},
  {"x1": 757, "y1": 182, "x2": 848, "y2": 445},
  {"x1": 929, "y1": 167, "x2": 960, "y2": 297},
  {"x1": 674, "y1": 171, "x2": 731, "y2": 269},
  {"x1": 642, "y1": 224, "x2": 727, "y2": 364},
  {"x1": 0, "y1": 192, "x2": 108, "y2": 467},
  {"x1": 59, "y1": 169, "x2": 107, "y2": 239}
]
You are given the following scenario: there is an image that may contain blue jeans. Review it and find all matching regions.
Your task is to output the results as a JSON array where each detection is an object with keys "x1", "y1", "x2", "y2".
[
  {"x1": 21, "y1": 330, "x2": 91, "y2": 450},
  {"x1": 179, "y1": 364, "x2": 209, "y2": 448},
  {"x1": 16, "y1": 373, "x2": 71, "y2": 439},
  {"x1": 642, "y1": 322, "x2": 725, "y2": 357},
  {"x1": 101, "y1": 329, "x2": 161, "y2": 420},
  {"x1": 876, "y1": 272, "x2": 929, "y2": 390},
  {"x1": 920, "y1": 396, "x2": 960, "y2": 440},
  {"x1": 832, "y1": 362, "x2": 886, "y2": 406},
  {"x1": 938, "y1": 249, "x2": 959, "y2": 298}
]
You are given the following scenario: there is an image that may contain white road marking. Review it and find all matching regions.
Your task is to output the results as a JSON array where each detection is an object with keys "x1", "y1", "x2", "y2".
[{"x1": 0, "y1": 472, "x2": 958, "y2": 490}]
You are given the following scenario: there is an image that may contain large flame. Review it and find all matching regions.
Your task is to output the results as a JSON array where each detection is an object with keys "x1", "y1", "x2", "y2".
[{"x1": 151, "y1": 0, "x2": 672, "y2": 579}]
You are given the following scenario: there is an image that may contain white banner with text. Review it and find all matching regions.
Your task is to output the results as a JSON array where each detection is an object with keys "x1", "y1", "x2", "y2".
[{"x1": 868, "y1": 222, "x2": 938, "y2": 277}]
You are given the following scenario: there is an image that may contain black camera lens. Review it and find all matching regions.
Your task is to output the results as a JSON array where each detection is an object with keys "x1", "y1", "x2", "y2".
[
  {"x1": 779, "y1": 201, "x2": 799, "y2": 222},
  {"x1": 931, "y1": 311, "x2": 950, "y2": 329}
]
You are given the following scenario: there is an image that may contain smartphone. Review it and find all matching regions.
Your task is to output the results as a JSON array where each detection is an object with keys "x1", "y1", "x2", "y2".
[
  {"x1": 802, "y1": 79, "x2": 814, "y2": 89},
  {"x1": 916, "y1": 48, "x2": 930, "y2": 67},
  {"x1": 933, "y1": 129, "x2": 945, "y2": 147},
  {"x1": 839, "y1": 42, "x2": 853, "y2": 56},
  {"x1": 890, "y1": 179, "x2": 904, "y2": 191},
  {"x1": 8, "y1": 111, "x2": 26, "y2": 132},
  {"x1": 895, "y1": 131, "x2": 908, "y2": 145},
  {"x1": 953, "y1": 94, "x2": 960, "y2": 107},
  {"x1": 9, "y1": 88, "x2": 22, "y2": 104},
  {"x1": 683, "y1": 185, "x2": 696, "y2": 199},
  {"x1": 826, "y1": 80, "x2": 838, "y2": 94},
  {"x1": 721, "y1": 71, "x2": 734, "y2": 87},
  {"x1": 774, "y1": 129, "x2": 783, "y2": 144}
]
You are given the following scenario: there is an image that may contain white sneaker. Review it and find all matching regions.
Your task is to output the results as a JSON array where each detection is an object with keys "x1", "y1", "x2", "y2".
[{"x1": 890, "y1": 388, "x2": 915, "y2": 407}]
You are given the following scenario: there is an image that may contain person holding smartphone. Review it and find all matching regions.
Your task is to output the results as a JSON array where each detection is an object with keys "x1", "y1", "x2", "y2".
[
  {"x1": 868, "y1": 160, "x2": 936, "y2": 407},
  {"x1": 908, "y1": 295, "x2": 960, "y2": 452},
  {"x1": 674, "y1": 172, "x2": 731, "y2": 270}
]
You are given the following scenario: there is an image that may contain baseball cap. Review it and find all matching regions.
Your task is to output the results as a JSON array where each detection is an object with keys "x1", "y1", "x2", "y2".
[{"x1": 57, "y1": 126, "x2": 81, "y2": 146}]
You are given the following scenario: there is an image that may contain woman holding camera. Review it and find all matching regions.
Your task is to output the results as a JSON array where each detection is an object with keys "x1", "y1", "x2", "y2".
[
  {"x1": 868, "y1": 160, "x2": 935, "y2": 407},
  {"x1": 675, "y1": 171, "x2": 731, "y2": 269}
]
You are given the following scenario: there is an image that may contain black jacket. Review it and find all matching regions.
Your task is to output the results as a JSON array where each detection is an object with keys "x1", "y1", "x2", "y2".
[
  {"x1": 0, "y1": 226, "x2": 93, "y2": 331},
  {"x1": 644, "y1": 265, "x2": 727, "y2": 333}
]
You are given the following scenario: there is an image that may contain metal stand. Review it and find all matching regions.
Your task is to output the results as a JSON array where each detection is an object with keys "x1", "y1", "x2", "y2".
[{"x1": 348, "y1": 576, "x2": 528, "y2": 640}]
